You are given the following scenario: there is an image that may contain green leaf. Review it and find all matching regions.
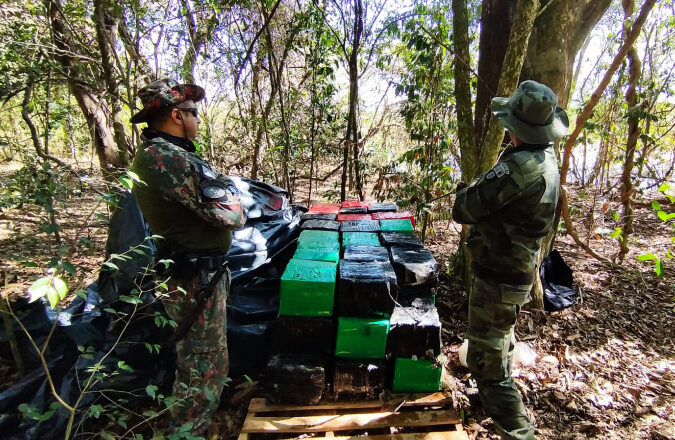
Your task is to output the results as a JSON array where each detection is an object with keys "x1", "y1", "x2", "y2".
[
  {"x1": 102, "y1": 261, "x2": 119, "y2": 271},
  {"x1": 637, "y1": 253, "x2": 656, "y2": 261},
  {"x1": 146, "y1": 384, "x2": 158, "y2": 399},
  {"x1": 655, "y1": 259, "x2": 663, "y2": 277},
  {"x1": 27, "y1": 276, "x2": 67, "y2": 308},
  {"x1": 667, "y1": 251, "x2": 674, "y2": 259},
  {"x1": 119, "y1": 295, "x2": 142, "y2": 304},
  {"x1": 117, "y1": 360, "x2": 133, "y2": 372},
  {"x1": 657, "y1": 211, "x2": 675, "y2": 222},
  {"x1": 612, "y1": 211, "x2": 620, "y2": 221},
  {"x1": 61, "y1": 261, "x2": 76, "y2": 274},
  {"x1": 75, "y1": 289, "x2": 87, "y2": 299},
  {"x1": 651, "y1": 201, "x2": 661, "y2": 211},
  {"x1": 89, "y1": 404, "x2": 103, "y2": 419}
]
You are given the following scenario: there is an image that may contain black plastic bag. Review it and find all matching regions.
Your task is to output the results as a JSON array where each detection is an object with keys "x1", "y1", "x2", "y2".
[{"x1": 540, "y1": 249, "x2": 576, "y2": 312}]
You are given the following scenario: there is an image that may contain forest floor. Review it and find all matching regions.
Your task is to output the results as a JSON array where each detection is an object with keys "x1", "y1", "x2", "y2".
[{"x1": 0, "y1": 161, "x2": 673, "y2": 440}]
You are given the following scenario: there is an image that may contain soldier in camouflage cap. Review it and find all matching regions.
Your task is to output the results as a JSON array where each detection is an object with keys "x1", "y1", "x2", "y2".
[
  {"x1": 130, "y1": 78, "x2": 246, "y2": 437},
  {"x1": 453, "y1": 80, "x2": 568, "y2": 440}
]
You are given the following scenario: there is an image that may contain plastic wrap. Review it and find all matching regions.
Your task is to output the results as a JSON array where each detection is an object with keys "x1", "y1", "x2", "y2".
[
  {"x1": 265, "y1": 354, "x2": 325, "y2": 405},
  {"x1": 367, "y1": 203, "x2": 398, "y2": 213},
  {"x1": 379, "y1": 219, "x2": 414, "y2": 234},
  {"x1": 333, "y1": 359, "x2": 386, "y2": 398},
  {"x1": 335, "y1": 317, "x2": 389, "y2": 359},
  {"x1": 308, "y1": 203, "x2": 340, "y2": 214},
  {"x1": 336, "y1": 261, "x2": 398, "y2": 317},
  {"x1": 301, "y1": 219, "x2": 339, "y2": 231},
  {"x1": 386, "y1": 298, "x2": 441, "y2": 359},
  {"x1": 371, "y1": 211, "x2": 416, "y2": 228},
  {"x1": 267, "y1": 317, "x2": 334, "y2": 356},
  {"x1": 379, "y1": 232, "x2": 423, "y2": 248},
  {"x1": 301, "y1": 212, "x2": 338, "y2": 221},
  {"x1": 337, "y1": 213, "x2": 372, "y2": 221},
  {"x1": 293, "y1": 247, "x2": 340, "y2": 263},
  {"x1": 390, "y1": 246, "x2": 438, "y2": 286},
  {"x1": 339, "y1": 207, "x2": 368, "y2": 214},
  {"x1": 297, "y1": 230, "x2": 340, "y2": 249},
  {"x1": 391, "y1": 358, "x2": 441, "y2": 393},
  {"x1": 341, "y1": 201, "x2": 370, "y2": 209},
  {"x1": 339, "y1": 220, "x2": 380, "y2": 233},
  {"x1": 342, "y1": 245, "x2": 390, "y2": 262},
  {"x1": 279, "y1": 259, "x2": 337, "y2": 316},
  {"x1": 341, "y1": 232, "x2": 381, "y2": 249}
]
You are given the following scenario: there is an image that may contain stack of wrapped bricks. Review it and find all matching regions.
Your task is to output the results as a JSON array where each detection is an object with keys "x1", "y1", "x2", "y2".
[{"x1": 266, "y1": 201, "x2": 441, "y2": 404}]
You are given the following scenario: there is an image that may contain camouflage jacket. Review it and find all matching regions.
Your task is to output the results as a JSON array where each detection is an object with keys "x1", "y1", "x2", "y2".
[
  {"x1": 131, "y1": 130, "x2": 246, "y2": 252},
  {"x1": 453, "y1": 143, "x2": 560, "y2": 277}
]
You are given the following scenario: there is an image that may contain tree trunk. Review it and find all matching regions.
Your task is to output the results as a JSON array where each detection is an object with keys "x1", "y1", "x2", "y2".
[
  {"x1": 618, "y1": 0, "x2": 642, "y2": 264},
  {"x1": 179, "y1": 0, "x2": 219, "y2": 83},
  {"x1": 93, "y1": 0, "x2": 130, "y2": 166},
  {"x1": 478, "y1": 0, "x2": 540, "y2": 172},
  {"x1": 452, "y1": 0, "x2": 475, "y2": 178},
  {"x1": 48, "y1": 0, "x2": 127, "y2": 175},
  {"x1": 343, "y1": 0, "x2": 364, "y2": 201},
  {"x1": 473, "y1": 0, "x2": 517, "y2": 166}
]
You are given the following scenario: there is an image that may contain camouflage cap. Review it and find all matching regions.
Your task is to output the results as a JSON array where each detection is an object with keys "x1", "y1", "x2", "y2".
[
  {"x1": 491, "y1": 80, "x2": 569, "y2": 144},
  {"x1": 130, "y1": 78, "x2": 205, "y2": 124}
]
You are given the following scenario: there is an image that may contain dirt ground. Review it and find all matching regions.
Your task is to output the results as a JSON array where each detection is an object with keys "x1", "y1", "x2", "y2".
[{"x1": 0, "y1": 161, "x2": 673, "y2": 440}]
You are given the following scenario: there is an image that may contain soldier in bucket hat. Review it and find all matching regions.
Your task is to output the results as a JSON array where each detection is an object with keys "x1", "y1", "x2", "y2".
[
  {"x1": 453, "y1": 80, "x2": 569, "y2": 440},
  {"x1": 130, "y1": 78, "x2": 246, "y2": 437}
]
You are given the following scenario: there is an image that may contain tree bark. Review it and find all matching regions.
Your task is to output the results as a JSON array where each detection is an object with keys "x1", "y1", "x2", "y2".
[
  {"x1": 618, "y1": 0, "x2": 642, "y2": 263},
  {"x1": 179, "y1": 0, "x2": 219, "y2": 83},
  {"x1": 452, "y1": 0, "x2": 475, "y2": 178},
  {"x1": 93, "y1": 0, "x2": 130, "y2": 166},
  {"x1": 47, "y1": 0, "x2": 127, "y2": 175},
  {"x1": 478, "y1": 0, "x2": 540, "y2": 172}
]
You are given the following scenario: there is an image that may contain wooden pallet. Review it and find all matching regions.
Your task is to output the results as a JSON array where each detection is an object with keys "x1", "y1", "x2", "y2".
[{"x1": 238, "y1": 393, "x2": 468, "y2": 440}]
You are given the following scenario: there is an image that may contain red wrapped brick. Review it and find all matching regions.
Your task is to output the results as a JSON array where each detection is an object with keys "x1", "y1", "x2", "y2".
[
  {"x1": 342, "y1": 200, "x2": 370, "y2": 209},
  {"x1": 337, "y1": 213, "x2": 373, "y2": 221},
  {"x1": 308, "y1": 203, "x2": 340, "y2": 214},
  {"x1": 372, "y1": 211, "x2": 416, "y2": 228}
]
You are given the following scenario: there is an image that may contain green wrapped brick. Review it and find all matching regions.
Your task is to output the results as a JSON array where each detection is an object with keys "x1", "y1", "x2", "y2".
[
  {"x1": 391, "y1": 358, "x2": 442, "y2": 392},
  {"x1": 293, "y1": 247, "x2": 340, "y2": 263},
  {"x1": 297, "y1": 230, "x2": 339, "y2": 249},
  {"x1": 335, "y1": 317, "x2": 389, "y2": 358},
  {"x1": 279, "y1": 259, "x2": 337, "y2": 316},
  {"x1": 379, "y1": 219, "x2": 414, "y2": 234},
  {"x1": 341, "y1": 232, "x2": 381, "y2": 249}
]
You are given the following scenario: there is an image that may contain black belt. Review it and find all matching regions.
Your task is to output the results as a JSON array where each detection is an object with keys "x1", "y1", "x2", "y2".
[{"x1": 472, "y1": 262, "x2": 535, "y2": 285}]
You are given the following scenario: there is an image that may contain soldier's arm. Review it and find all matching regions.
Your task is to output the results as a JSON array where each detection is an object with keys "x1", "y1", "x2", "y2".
[
  {"x1": 452, "y1": 160, "x2": 529, "y2": 224},
  {"x1": 156, "y1": 150, "x2": 247, "y2": 229}
]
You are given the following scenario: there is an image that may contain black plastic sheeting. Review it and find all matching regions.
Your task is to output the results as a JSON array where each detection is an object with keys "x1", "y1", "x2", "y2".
[
  {"x1": 0, "y1": 177, "x2": 302, "y2": 439},
  {"x1": 540, "y1": 249, "x2": 576, "y2": 312}
]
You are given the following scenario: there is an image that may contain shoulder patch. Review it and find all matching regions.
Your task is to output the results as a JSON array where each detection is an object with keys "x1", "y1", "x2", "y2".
[
  {"x1": 200, "y1": 179, "x2": 231, "y2": 202},
  {"x1": 486, "y1": 162, "x2": 511, "y2": 180}
]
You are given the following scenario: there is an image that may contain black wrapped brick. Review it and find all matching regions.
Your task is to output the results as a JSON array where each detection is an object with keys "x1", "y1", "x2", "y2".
[
  {"x1": 339, "y1": 220, "x2": 381, "y2": 233},
  {"x1": 265, "y1": 354, "x2": 325, "y2": 405},
  {"x1": 379, "y1": 232, "x2": 423, "y2": 248},
  {"x1": 386, "y1": 298, "x2": 441, "y2": 359},
  {"x1": 301, "y1": 219, "x2": 340, "y2": 231},
  {"x1": 336, "y1": 260, "x2": 398, "y2": 317},
  {"x1": 301, "y1": 212, "x2": 338, "y2": 221},
  {"x1": 339, "y1": 207, "x2": 368, "y2": 214},
  {"x1": 389, "y1": 245, "x2": 438, "y2": 286},
  {"x1": 343, "y1": 245, "x2": 390, "y2": 262},
  {"x1": 333, "y1": 359, "x2": 386, "y2": 398},
  {"x1": 367, "y1": 203, "x2": 398, "y2": 213},
  {"x1": 267, "y1": 317, "x2": 335, "y2": 356}
]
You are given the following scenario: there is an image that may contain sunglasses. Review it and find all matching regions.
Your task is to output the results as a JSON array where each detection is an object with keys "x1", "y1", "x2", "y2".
[{"x1": 177, "y1": 107, "x2": 199, "y2": 118}]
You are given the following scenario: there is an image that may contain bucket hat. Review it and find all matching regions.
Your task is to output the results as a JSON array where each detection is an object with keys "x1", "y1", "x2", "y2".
[
  {"x1": 130, "y1": 78, "x2": 205, "y2": 124},
  {"x1": 491, "y1": 80, "x2": 569, "y2": 144}
]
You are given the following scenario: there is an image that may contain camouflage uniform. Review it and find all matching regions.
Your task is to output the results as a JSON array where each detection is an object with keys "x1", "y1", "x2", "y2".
[
  {"x1": 130, "y1": 79, "x2": 246, "y2": 435},
  {"x1": 453, "y1": 81, "x2": 567, "y2": 440}
]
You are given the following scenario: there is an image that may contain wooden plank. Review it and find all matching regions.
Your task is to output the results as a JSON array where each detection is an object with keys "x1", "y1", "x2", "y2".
[
  {"x1": 247, "y1": 393, "x2": 452, "y2": 414},
  {"x1": 241, "y1": 409, "x2": 462, "y2": 433},
  {"x1": 237, "y1": 433, "x2": 249, "y2": 440},
  {"x1": 272, "y1": 431, "x2": 469, "y2": 440}
]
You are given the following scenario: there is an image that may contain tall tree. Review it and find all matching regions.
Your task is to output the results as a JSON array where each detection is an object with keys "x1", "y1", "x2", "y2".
[{"x1": 47, "y1": 0, "x2": 129, "y2": 174}]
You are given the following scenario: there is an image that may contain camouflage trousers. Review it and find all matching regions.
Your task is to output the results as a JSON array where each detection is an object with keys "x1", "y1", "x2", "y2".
[
  {"x1": 466, "y1": 275, "x2": 535, "y2": 440},
  {"x1": 163, "y1": 267, "x2": 230, "y2": 435}
]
